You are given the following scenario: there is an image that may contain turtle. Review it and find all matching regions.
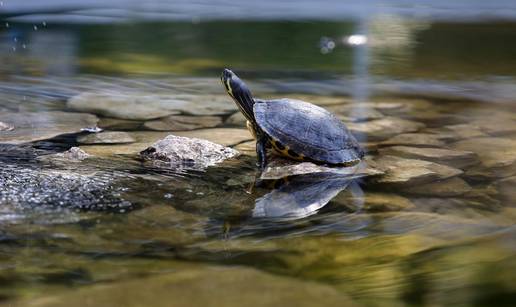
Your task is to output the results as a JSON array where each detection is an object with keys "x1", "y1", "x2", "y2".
[{"x1": 221, "y1": 68, "x2": 364, "y2": 170}]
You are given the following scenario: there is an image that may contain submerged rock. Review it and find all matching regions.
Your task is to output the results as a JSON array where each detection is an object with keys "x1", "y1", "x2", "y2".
[
  {"x1": 334, "y1": 192, "x2": 416, "y2": 212},
  {"x1": 67, "y1": 92, "x2": 236, "y2": 120},
  {"x1": 379, "y1": 146, "x2": 478, "y2": 168},
  {"x1": 373, "y1": 155, "x2": 462, "y2": 186},
  {"x1": 10, "y1": 266, "x2": 355, "y2": 307},
  {"x1": 431, "y1": 124, "x2": 487, "y2": 141},
  {"x1": 347, "y1": 117, "x2": 425, "y2": 141},
  {"x1": 140, "y1": 135, "x2": 239, "y2": 168},
  {"x1": 175, "y1": 128, "x2": 253, "y2": 147},
  {"x1": 0, "y1": 111, "x2": 98, "y2": 144},
  {"x1": 144, "y1": 115, "x2": 222, "y2": 131},
  {"x1": 379, "y1": 133, "x2": 449, "y2": 147},
  {"x1": 403, "y1": 177, "x2": 472, "y2": 197},
  {"x1": 452, "y1": 137, "x2": 516, "y2": 179},
  {"x1": 98, "y1": 117, "x2": 143, "y2": 130},
  {"x1": 225, "y1": 112, "x2": 247, "y2": 126},
  {"x1": 67, "y1": 92, "x2": 184, "y2": 120},
  {"x1": 77, "y1": 131, "x2": 136, "y2": 145}
]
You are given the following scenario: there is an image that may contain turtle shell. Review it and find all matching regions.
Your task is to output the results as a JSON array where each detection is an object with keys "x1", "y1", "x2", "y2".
[{"x1": 254, "y1": 99, "x2": 364, "y2": 164}]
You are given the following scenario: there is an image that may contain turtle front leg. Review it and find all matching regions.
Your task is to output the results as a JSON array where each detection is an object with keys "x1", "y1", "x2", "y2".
[{"x1": 256, "y1": 134, "x2": 268, "y2": 170}]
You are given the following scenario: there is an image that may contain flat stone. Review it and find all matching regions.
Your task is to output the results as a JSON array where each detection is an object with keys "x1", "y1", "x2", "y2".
[
  {"x1": 452, "y1": 137, "x2": 516, "y2": 179},
  {"x1": 373, "y1": 155, "x2": 463, "y2": 186},
  {"x1": 434, "y1": 124, "x2": 487, "y2": 141},
  {"x1": 80, "y1": 131, "x2": 171, "y2": 157},
  {"x1": 8, "y1": 266, "x2": 355, "y2": 307},
  {"x1": 175, "y1": 128, "x2": 253, "y2": 147},
  {"x1": 98, "y1": 117, "x2": 142, "y2": 130},
  {"x1": 347, "y1": 117, "x2": 425, "y2": 141},
  {"x1": 140, "y1": 135, "x2": 239, "y2": 168},
  {"x1": 233, "y1": 140, "x2": 256, "y2": 153},
  {"x1": 473, "y1": 118, "x2": 516, "y2": 136},
  {"x1": 77, "y1": 131, "x2": 135, "y2": 145},
  {"x1": 144, "y1": 115, "x2": 222, "y2": 131},
  {"x1": 334, "y1": 192, "x2": 415, "y2": 212},
  {"x1": 260, "y1": 156, "x2": 383, "y2": 180},
  {"x1": 225, "y1": 112, "x2": 247, "y2": 126},
  {"x1": 0, "y1": 121, "x2": 14, "y2": 131},
  {"x1": 379, "y1": 133, "x2": 450, "y2": 147},
  {"x1": 67, "y1": 92, "x2": 184, "y2": 120},
  {"x1": 379, "y1": 146, "x2": 478, "y2": 168},
  {"x1": 326, "y1": 105, "x2": 384, "y2": 122},
  {"x1": 403, "y1": 177, "x2": 472, "y2": 197},
  {"x1": 67, "y1": 92, "x2": 236, "y2": 120},
  {"x1": 0, "y1": 111, "x2": 98, "y2": 144}
]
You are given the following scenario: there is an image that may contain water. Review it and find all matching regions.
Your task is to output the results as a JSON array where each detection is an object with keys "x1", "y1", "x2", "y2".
[{"x1": 1, "y1": 2, "x2": 516, "y2": 306}]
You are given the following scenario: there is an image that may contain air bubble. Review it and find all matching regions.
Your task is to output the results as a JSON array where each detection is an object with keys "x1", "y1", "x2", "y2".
[
  {"x1": 22, "y1": 44, "x2": 26, "y2": 49},
  {"x1": 5, "y1": 22, "x2": 9, "y2": 28},
  {"x1": 33, "y1": 25, "x2": 38, "y2": 31},
  {"x1": 42, "y1": 21, "x2": 47, "y2": 27}
]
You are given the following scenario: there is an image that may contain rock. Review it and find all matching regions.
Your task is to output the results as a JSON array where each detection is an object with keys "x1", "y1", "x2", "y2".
[
  {"x1": 39, "y1": 147, "x2": 91, "y2": 163},
  {"x1": 490, "y1": 176, "x2": 516, "y2": 203},
  {"x1": 8, "y1": 266, "x2": 355, "y2": 307},
  {"x1": 380, "y1": 133, "x2": 449, "y2": 147},
  {"x1": 0, "y1": 121, "x2": 14, "y2": 131},
  {"x1": 67, "y1": 92, "x2": 236, "y2": 120},
  {"x1": 432, "y1": 124, "x2": 487, "y2": 141},
  {"x1": 260, "y1": 156, "x2": 383, "y2": 180},
  {"x1": 233, "y1": 140, "x2": 256, "y2": 153},
  {"x1": 140, "y1": 135, "x2": 239, "y2": 168},
  {"x1": 0, "y1": 162, "x2": 133, "y2": 215},
  {"x1": 403, "y1": 177, "x2": 472, "y2": 197},
  {"x1": 98, "y1": 117, "x2": 143, "y2": 130},
  {"x1": 225, "y1": 112, "x2": 247, "y2": 126},
  {"x1": 452, "y1": 137, "x2": 516, "y2": 179},
  {"x1": 175, "y1": 128, "x2": 253, "y2": 147},
  {"x1": 326, "y1": 105, "x2": 384, "y2": 122},
  {"x1": 80, "y1": 131, "x2": 170, "y2": 157},
  {"x1": 347, "y1": 117, "x2": 425, "y2": 141},
  {"x1": 334, "y1": 192, "x2": 415, "y2": 212},
  {"x1": 373, "y1": 155, "x2": 463, "y2": 186},
  {"x1": 144, "y1": 115, "x2": 222, "y2": 131},
  {"x1": 0, "y1": 111, "x2": 98, "y2": 144},
  {"x1": 67, "y1": 92, "x2": 183, "y2": 120},
  {"x1": 379, "y1": 146, "x2": 478, "y2": 168},
  {"x1": 77, "y1": 131, "x2": 136, "y2": 145}
]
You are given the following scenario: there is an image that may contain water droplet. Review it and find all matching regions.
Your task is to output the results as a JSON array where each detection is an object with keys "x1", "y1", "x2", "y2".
[
  {"x1": 33, "y1": 25, "x2": 38, "y2": 31},
  {"x1": 5, "y1": 22, "x2": 9, "y2": 28},
  {"x1": 164, "y1": 193, "x2": 174, "y2": 199},
  {"x1": 42, "y1": 21, "x2": 47, "y2": 27},
  {"x1": 344, "y1": 34, "x2": 368, "y2": 46}
]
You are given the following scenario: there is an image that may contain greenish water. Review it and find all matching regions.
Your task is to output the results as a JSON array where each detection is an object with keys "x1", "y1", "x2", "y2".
[{"x1": 1, "y1": 10, "x2": 516, "y2": 307}]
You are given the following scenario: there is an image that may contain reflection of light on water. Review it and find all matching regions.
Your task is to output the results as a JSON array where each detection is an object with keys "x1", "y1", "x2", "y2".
[
  {"x1": 344, "y1": 34, "x2": 368, "y2": 46},
  {"x1": 319, "y1": 36, "x2": 336, "y2": 54}
]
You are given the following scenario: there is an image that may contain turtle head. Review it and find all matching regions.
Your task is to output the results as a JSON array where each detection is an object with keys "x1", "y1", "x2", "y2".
[{"x1": 221, "y1": 68, "x2": 255, "y2": 123}]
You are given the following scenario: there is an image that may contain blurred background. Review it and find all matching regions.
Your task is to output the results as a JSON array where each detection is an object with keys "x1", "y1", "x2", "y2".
[{"x1": 1, "y1": 1, "x2": 516, "y2": 307}]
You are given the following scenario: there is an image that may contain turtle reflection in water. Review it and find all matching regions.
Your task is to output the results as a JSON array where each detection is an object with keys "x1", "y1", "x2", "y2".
[
  {"x1": 252, "y1": 171, "x2": 363, "y2": 220},
  {"x1": 221, "y1": 69, "x2": 364, "y2": 170}
]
